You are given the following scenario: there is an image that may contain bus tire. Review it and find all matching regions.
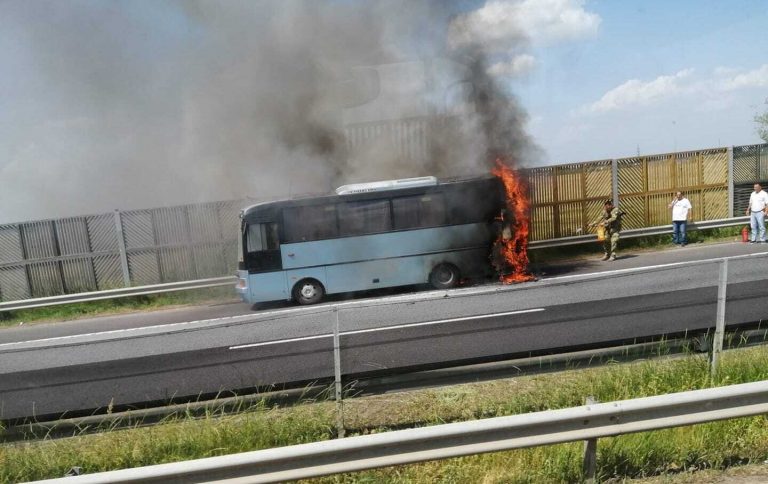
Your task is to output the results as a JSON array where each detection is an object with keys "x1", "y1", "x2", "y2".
[
  {"x1": 293, "y1": 279, "x2": 325, "y2": 305},
  {"x1": 429, "y1": 263, "x2": 460, "y2": 290}
]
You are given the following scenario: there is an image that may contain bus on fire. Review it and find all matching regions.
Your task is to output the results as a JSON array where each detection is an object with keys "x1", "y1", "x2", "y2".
[{"x1": 236, "y1": 176, "x2": 505, "y2": 306}]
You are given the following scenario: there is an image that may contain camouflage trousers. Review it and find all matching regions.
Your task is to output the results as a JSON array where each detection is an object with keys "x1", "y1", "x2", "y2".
[{"x1": 603, "y1": 231, "x2": 620, "y2": 257}]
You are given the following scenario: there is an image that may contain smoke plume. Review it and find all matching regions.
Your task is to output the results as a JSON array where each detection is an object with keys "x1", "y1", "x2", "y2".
[{"x1": 0, "y1": 0, "x2": 538, "y2": 223}]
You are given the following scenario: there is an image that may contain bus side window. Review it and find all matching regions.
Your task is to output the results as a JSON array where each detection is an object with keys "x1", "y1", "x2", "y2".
[
  {"x1": 284, "y1": 205, "x2": 338, "y2": 242},
  {"x1": 338, "y1": 200, "x2": 392, "y2": 236},
  {"x1": 247, "y1": 223, "x2": 279, "y2": 252},
  {"x1": 445, "y1": 184, "x2": 493, "y2": 224},
  {"x1": 392, "y1": 194, "x2": 446, "y2": 229}
]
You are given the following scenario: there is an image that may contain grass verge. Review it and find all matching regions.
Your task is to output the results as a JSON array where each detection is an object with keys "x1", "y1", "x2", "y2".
[
  {"x1": 2, "y1": 345, "x2": 767, "y2": 483},
  {"x1": 0, "y1": 286, "x2": 237, "y2": 329}
]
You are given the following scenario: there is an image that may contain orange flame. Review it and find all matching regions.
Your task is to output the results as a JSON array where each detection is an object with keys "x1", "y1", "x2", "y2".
[{"x1": 491, "y1": 158, "x2": 534, "y2": 284}]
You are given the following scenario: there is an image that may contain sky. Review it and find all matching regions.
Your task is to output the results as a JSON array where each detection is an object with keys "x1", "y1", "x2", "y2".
[
  {"x1": 497, "y1": 0, "x2": 768, "y2": 163},
  {"x1": 1, "y1": 0, "x2": 767, "y2": 223}
]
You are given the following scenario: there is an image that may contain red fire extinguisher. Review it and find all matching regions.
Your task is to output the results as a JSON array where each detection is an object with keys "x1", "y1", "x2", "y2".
[{"x1": 742, "y1": 226, "x2": 750, "y2": 243}]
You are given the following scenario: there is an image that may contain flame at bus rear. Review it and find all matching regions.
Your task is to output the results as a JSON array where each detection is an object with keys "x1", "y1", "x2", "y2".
[{"x1": 491, "y1": 159, "x2": 534, "y2": 284}]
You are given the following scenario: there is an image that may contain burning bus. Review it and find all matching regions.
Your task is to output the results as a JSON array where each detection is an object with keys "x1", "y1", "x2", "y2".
[{"x1": 236, "y1": 173, "x2": 530, "y2": 306}]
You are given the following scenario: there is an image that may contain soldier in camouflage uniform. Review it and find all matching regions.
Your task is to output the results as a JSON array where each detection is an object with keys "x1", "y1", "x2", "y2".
[{"x1": 590, "y1": 200, "x2": 622, "y2": 261}]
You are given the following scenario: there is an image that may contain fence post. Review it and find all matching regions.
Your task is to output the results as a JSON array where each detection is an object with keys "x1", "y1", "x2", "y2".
[
  {"x1": 727, "y1": 147, "x2": 734, "y2": 218},
  {"x1": 333, "y1": 308, "x2": 345, "y2": 438},
  {"x1": 582, "y1": 396, "x2": 598, "y2": 483},
  {"x1": 611, "y1": 159, "x2": 619, "y2": 207},
  {"x1": 710, "y1": 259, "x2": 728, "y2": 377},
  {"x1": 113, "y1": 210, "x2": 131, "y2": 287}
]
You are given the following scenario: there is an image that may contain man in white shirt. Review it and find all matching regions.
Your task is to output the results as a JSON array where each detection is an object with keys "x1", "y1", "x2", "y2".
[
  {"x1": 668, "y1": 191, "x2": 692, "y2": 246},
  {"x1": 745, "y1": 183, "x2": 768, "y2": 243}
]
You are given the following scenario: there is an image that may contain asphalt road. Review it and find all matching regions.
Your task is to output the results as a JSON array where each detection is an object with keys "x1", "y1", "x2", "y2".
[{"x1": 2, "y1": 242, "x2": 767, "y2": 421}]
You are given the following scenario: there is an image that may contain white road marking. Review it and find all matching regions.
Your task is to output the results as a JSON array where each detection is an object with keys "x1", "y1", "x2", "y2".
[
  {"x1": 229, "y1": 334, "x2": 331, "y2": 350},
  {"x1": 228, "y1": 308, "x2": 544, "y2": 350},
  {"x1": 542, "y1": 249, "x2": 768, "y2": 283},
  {"x1": 343, "y1": 308, "x2": 545, "y2": 335}
]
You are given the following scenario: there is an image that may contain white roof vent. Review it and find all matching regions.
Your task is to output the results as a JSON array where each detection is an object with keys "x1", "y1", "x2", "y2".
[{"x1": 335, "y1": 176, "x2": 438, "y2": 195}]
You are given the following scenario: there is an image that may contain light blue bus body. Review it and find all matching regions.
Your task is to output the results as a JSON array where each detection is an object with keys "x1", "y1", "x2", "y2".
[{"x1": 236, "y1": 223, "x2": 491, "y2": 304}]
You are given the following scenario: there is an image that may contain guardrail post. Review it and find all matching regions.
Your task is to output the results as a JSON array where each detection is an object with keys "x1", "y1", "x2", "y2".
[
  {"x1": 333, "y1": 308, "x2": 346, "y2": 438},
  {"x1": 727, "y1": 147, "x2": 734, "y2": 218},
  {"x1": 582, "y1": 396, "x2": 598, "y2": 483},
  {"x1": 113, "y1": 210, "x2": 131, "y2": 287},
  {"x1": 710, "y1": 259, "x2": 728, "y2": 377}
]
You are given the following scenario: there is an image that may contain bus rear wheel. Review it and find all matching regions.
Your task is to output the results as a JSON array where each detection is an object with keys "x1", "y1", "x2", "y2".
[
  {"x1": 429, "y1": 263, "x2": 460, "y2": 290},
  {"x1": 293, "y1": 279, "x2": 325, "y2": 305}
]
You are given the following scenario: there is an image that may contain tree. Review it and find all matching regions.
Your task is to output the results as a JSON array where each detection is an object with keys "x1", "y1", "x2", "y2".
[{"x1": 756, "y1": 101, "x2": 768, "y2": 143}]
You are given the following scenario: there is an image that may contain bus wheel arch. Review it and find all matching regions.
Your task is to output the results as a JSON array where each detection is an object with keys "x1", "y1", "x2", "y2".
[
  {"x1": 429, "y1": 263, "x2": 461, "y2": 290},
  {"x1": 292, "y1": 278, "x2": 325, "y2": 305}
]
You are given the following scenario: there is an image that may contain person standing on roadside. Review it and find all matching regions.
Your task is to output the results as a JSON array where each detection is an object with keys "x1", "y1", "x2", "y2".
[
  {"x1": 589, "y1": 200, "x2": 622, "y2": 261},
  {"x1": 745, "y1": 183, "x2": 768, "y2": 243},
  {"x1": 668, "y1": 191, "x2": 692, "y2": 246}
]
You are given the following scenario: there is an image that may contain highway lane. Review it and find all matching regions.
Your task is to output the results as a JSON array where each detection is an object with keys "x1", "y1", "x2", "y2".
[
  {"x1": 1, "y1": 240, "x2": 765, "y2": 345},
  {"x1": 2, "y1": 247, "x2": 767, "y2": 421}
]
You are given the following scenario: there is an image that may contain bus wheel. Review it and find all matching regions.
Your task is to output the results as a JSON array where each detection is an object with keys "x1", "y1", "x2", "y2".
[
  {"x1": 429, "y1": 263, "x2": 460, "y2": 290},
  {"x1": 293, "y1": 279, "x2": 325, "y2": 305}
]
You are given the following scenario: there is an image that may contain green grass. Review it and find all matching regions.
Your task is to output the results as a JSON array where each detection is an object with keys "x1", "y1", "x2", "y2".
[
  {"x1": 0, "y1": 286, "x2": 237, "y2": 329},
  {"x1": 2, "y1": 344, "x2": 768, "y2": 483}
]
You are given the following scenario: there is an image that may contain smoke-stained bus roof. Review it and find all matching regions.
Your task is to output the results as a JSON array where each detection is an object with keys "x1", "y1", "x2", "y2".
[{"x1": 241, "y1": 175, "x2": 501, "y2": 224}]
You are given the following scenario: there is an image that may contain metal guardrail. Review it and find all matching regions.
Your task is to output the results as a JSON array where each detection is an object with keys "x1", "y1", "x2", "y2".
[
  {"x1": 7, "y1": 328, "x2": 766, "y2": 443},
  {"x1": 0, "y1": 276, "x2": 235, "y2": 312},
  {"x1": 529, "y1": 215, "x2": 750, "y2": 249},
  {"x1": 36, "y1": 380, "x2": 768, "y2": 483}
]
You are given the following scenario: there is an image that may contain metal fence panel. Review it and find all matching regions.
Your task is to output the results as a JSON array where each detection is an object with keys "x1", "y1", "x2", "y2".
[
  {"x1": 0, "y1": 199, "x2": 247, "y2": 302},
  {"x1": 127, "y1": 250, "x2": 161, "y2": 286},
  {"x1": 87, "y1": 214, "x2": 119, "y2": 252},
  {"x1": 733, "y1": 143, "x2": 768, "y2": 183},
  {"x1": 158, "y1": 247, "x2": 195, "y2": 283},
  {"x1": 0, "y1": 225, "x2": 24, "y2": 263},
  {"x1": 0, "y1": 266, "x2": 29, "y2": 301},
  {"x1": 21, "y1": 221, "x2": 58, "y2": 259},
  {"x1": 56, "y1": 218, "x2": 90, "y2": 255},
  {"x1": 93, "y1": 255, "x2": 124, "y2": 290},
  {"x1": 154, "y1": 207, "x2": 189, "y2": 246},
  {"x1": 344, "y1": 118, "x2": 431, "y2": 164},
  {"x1": 121, "y1": 210, "x2": 155, "y2": 250},
  {"x1": 189, "y1": 205, "x2": 223, "y2": 243},
  {"x1": 28, "y1": 261, "x2": 63, "y2": 298},
  {"x1": 61, "y1": 258, "x2": 97, "y2": 294}
]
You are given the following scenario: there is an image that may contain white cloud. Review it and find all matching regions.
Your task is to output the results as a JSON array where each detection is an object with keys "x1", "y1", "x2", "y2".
[
  {"x1": 583, "y1": 64, "x2": 768, "y2": 115},
  {"x1": 720, "y1": 64, "x2": 768, "y2": 91},
  {"x1": 585, "y1": 69, "x2": 694, "y2": 114},
  {"x1": 487, "y1": 54, "x2": 537, "y2": 78},
  {"x1": 449, "y1": 0, "x2": 601, "y2": 51}
]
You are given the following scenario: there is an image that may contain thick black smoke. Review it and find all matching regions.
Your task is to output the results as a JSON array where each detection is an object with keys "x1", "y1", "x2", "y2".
[{"x1": 0, "y1": 0, "x2": 537, "y2": 223}]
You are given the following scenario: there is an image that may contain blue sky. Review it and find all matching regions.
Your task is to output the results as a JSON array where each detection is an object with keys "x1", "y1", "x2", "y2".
[
  {"x1": 502, "y1": 0, "x2": 768, "y2": 162},
  {"x1": 0, "y1": 0, "x2": 767, "y2": 222}
]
